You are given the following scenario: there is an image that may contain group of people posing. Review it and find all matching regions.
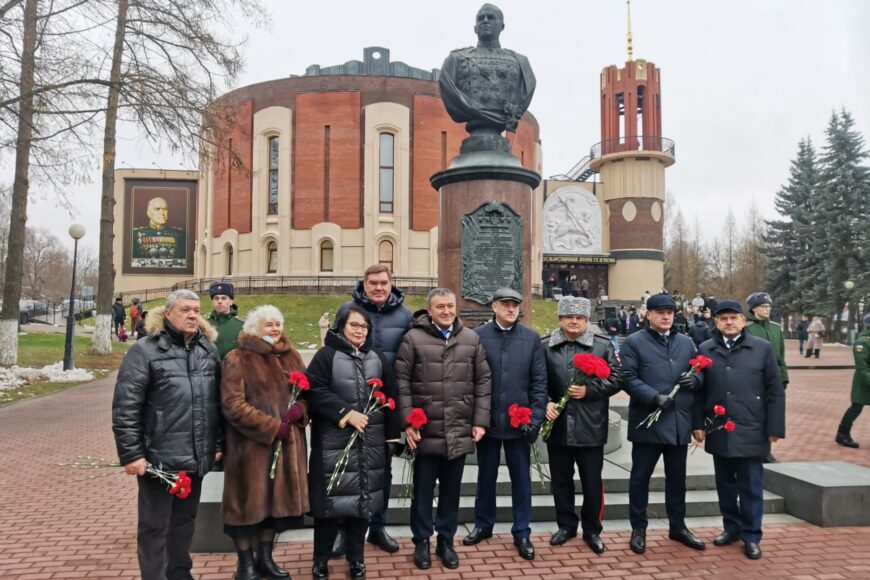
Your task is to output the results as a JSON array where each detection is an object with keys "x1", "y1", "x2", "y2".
[{"x1": 112, "y1": 267, "x2": 788, "y2": 580}]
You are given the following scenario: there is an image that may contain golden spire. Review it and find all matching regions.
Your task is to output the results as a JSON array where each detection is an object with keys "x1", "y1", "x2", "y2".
[{"x1": 627, "y1": 0, "x2": 634, "y2": 62}]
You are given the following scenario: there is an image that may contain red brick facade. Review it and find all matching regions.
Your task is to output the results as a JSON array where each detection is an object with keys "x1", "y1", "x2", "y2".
[{"x1": 212, "y1": 100, "x2": 253, "y2": 236}]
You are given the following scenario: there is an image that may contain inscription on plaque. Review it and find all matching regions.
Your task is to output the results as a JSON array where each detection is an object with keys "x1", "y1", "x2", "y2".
[{"x1": 460, "y1": 200, "x2": 523, "y2": 305}]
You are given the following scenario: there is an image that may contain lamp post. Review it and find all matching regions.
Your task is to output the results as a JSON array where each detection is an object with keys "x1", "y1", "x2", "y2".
[
  {"x1": 63, "y1": 224, "x2": 86, "y2": 371},
  {"x1": 844, "y1": 280, "x2": 856, "y2": 345}
]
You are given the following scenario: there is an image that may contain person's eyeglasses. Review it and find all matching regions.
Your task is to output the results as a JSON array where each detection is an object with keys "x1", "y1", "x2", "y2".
[{"x1": 348, "y1": 322, "x2": 370, "y2": 331}]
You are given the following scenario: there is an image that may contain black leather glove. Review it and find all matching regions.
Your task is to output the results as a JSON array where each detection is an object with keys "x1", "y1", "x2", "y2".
[
  {"x1": 655, "y1": 394, "x2": 674, "y2": 410},
  {"x1": 522, "y1": 425, "x2": 539, "y2": 444},
  {"x1": 677, "y1": 374, "x2": 699, "y2": 391}
]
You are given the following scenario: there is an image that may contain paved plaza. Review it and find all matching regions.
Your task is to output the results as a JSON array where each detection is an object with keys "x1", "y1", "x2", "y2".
[{"x1": 1, "y1": 340, "x2": 868, "y2": 579}]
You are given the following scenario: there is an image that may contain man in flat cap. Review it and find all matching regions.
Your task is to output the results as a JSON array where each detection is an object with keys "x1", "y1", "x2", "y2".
[
  {"x1": 206, "y1": 281, "x2": 244, "y2": 359},
  {"x1": 744, "y1": 291, "x2": 788, "y2": 463},
  {"x1": 620, "y1": 293, "x2": 706, "y2": 554},
  {"x1": 542, "y1": 296, "x2": 621, "y2": 554},
  {"x1": 463, "y1": 288, "x2": 547, "y2": 560},
  {"x1": 693, "y1": 300, "x2": 785, "y2": 560}
]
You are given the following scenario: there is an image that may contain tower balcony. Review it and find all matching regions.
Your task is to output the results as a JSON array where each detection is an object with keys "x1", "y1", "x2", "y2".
[{"x1": 589, "y1": 136, "x2": 675, "y2": 171}]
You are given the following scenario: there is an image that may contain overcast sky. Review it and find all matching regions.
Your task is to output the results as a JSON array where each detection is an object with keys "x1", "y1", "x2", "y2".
[{"x1": 9, "y1": 0, "x2": 870, "y2": 251}]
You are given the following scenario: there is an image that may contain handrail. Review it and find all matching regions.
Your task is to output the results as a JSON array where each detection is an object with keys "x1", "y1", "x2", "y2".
[{"x1": 590, "y1": 136, "x2": 675, "y2": 159}]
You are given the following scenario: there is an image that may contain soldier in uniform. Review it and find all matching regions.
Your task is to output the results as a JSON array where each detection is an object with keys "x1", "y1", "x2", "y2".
[
  {"x1": 835, "y1": 313, "x2": 870, "y2": 448},
  {"x1": 132, "y1": 196, "x2": 186, "y2": 264}
]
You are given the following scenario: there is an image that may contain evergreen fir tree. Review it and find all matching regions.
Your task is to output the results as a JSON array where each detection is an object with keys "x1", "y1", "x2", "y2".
[{"x1": 763, "y1": 137, "x2": 819, "y2": 315}]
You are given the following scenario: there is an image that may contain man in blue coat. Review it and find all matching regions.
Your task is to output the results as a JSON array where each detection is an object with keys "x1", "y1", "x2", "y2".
[
  {"x1": 620, "y1": 293, "x2": 706, "y2": 554},
  {"x1": 335, "y1": 264, "x2": 413, "y2": 555},
  {"x1": 693, "y1": 300, "x2": 785, "y2": 560},
  {"x1": 463, "y1": 288, "x2": 548, "y2": 560}
]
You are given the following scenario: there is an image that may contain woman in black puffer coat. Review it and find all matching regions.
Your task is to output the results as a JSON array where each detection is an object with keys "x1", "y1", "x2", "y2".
[{"x1": 306, "y1": 305, "x2": 399, "y2": 580}]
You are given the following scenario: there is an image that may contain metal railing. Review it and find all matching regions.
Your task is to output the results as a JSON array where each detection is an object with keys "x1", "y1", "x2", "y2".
[
  {"x1": 590, "y1": 136, "x2": 675, "y2": 159},
  {"x1": 549, "y1": 155, "x2": 596, "y2": 182}
]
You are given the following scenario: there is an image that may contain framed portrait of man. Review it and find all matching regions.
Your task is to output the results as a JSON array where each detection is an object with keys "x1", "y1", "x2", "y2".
[{"x1": 123, "y1": 179, "x2": 197, "y2": 275}]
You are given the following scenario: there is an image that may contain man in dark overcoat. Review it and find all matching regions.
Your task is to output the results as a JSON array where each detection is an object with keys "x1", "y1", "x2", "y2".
[
  {"x1": 463, "y1": 288, "x2": 548, "y2": 560},
  {"x1": 693, "y1": 300, "x2": 785, "y2": 560},
  {"x1": 620, "y1": 293, "x2": 706, "y2": 554}
]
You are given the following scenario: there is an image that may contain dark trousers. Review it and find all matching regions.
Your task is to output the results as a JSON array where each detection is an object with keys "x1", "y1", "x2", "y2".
[
  {"x1": 842, "y1": 403, "x2": 864, "y2": 429},
  {"x1": 313, "y1": 517, "x2": 367, "y2": 564},
  {"x1": 629, "y1": 443, "x2": 687, "y2": 531},
  {"x1": 137, "y1": 473, "x2": 203, "y2": 580},
  {"x1": 548, "y1": 444, "x2": 605, "y2": 534},
  {"x1": 410, "y1": 453, "x2": 466, "y2": 543},
  {"x1": 474, "y1": 436, "x2": 531, "y2": 539},
  {"x1": 713, "y1": 456, "x2": 764, "y2": 543},
  {"x1": 368, "y1": 453, "x2": 392, "y2": 530},
  {"x1": 798, "y1": 338, "x2": 806, "y2": 354}
]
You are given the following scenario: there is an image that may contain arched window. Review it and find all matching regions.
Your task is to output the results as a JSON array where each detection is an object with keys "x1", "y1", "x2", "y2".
[
  {"x1": 320, "y1": 240, "x2": 334, "y2": 273},
  {"x1": 225, "y1": 245, "x2": 234, "y2": 276},
  {"x1": 267, "y1": 136, "x2": 279, "y2": 215},
  {"x1": 378, "y1": 240, "x2": 394, "y2": 273},
  {"x1": 379, "y1": 133, "x2": 394, "y2": 213},
  {"x1": 266, "y1": 241, "x2": 278, "y2": 273}
]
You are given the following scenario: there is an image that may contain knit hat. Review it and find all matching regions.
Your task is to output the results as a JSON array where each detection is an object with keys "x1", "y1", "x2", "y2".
[
  {"x1": 557, "y1": 296, "x2": 591, "y2": 318},
  {"x1": 209, "y1": 281, "x2": 235, "y2": 299},
  {"x1": 746, "y1": 292, "x2": 772, "y2": 311}
]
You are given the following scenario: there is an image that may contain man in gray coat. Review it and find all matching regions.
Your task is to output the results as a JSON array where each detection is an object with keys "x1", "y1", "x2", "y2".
[{"x1": 396, "y1": 288, "x2": 491, "y2": 571}]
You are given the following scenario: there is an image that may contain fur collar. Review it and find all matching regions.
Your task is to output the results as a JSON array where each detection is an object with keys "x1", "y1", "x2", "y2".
[
  {"x1": 236, "y1": 331, "x2": 293, "y2": 355},
  {"x1": 549, "y1": 327, "x2": 594, "y2": 348},
  {"x1": 144, "y1": 306, "x2": 218, "y2": 343}
]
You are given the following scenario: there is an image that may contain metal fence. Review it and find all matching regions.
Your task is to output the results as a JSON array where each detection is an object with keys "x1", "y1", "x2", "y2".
[{"x1": 17, "y1": 297, "x2": 97, "y2": 325}]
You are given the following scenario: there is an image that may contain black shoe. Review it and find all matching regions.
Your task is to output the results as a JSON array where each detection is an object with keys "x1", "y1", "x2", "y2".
[
  {"x1": 763, "y1": 453, "x2": 779, "y2": 464},
  {"x1": 367, "y1": 527, "x2": 400, "y2": 553},
  {"x1": 462, "y1": 527, "x2": 493, "y2": 546},
  {"x1": 256, "y1": 541, "x2": 290, "y2": 580},
  {"x1": 629, "y1": 528, "x2": 646, "y2": 554},
  {"x1": 312, "y1": 561, "x2": 329, "y2": 579},
  {"x1": 330, "y1": 529, "x2": 345, "y2": 559},
  {"x1": 744, "y1": 542, "x2": 762, "y2": 560},
  {"x1": 514, "y1": 537, "x2": 535, "y2": 560},
  {"x1": 436, "y1": 537, "x2": 459, "y2": 569},
  {"x1": 235, "y1": 549, "x2": 259, "y2": 580},
  {"x1": 348, "y1": 561, "x2": 366, "y2": 579},
  {"x1": 413, "y1": 539, "x2": 431, "y2": 570},
  {"x1": 836, "y1": 426, "x2": 860, "y2": 448},
  {"x1": 669, "y1": 528, "x2": 706, "y2": 550},
  {"x1": 549, "y1": 527, "x2": 577, "y2": 546},
  {"x1": 713, "y1": 531, "x2": 738, "y2": 547},
  {"x1": 583, "y1": 533, "x2": 606, "y2": 554}
]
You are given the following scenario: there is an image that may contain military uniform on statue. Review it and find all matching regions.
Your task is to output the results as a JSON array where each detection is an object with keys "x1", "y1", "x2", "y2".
[
  {"x1": 463, "y1": 288, "x2": 548, "y2": 560},
  {"x1": 542, "y1": 296, "x2": 622, "y2": 554},
  {"x1": 620, "y1": 293, "x2": 706, "y2": 554}
]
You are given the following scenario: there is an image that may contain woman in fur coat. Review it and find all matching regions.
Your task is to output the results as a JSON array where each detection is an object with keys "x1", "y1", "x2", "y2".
[{"x1": 220, "y1": 305, "x2": 310, "y2": 580}]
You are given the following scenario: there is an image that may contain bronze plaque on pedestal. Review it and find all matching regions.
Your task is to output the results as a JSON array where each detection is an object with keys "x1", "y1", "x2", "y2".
[{"x1": 460, "y1": 200, "x2": 523, "y2": 305}]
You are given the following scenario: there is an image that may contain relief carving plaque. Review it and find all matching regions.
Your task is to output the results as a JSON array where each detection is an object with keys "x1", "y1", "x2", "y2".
[{"x1": 460, "y1": 200, "x2": 523, "y2": 305}]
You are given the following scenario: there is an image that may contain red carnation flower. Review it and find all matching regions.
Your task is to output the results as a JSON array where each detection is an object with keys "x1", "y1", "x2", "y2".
[
  {"x1": 689, "y1": 355, "x2": 713, "y2": 372},
  {"x1": 368, "y1": 378, "x2": 383, "y2": 389},
  {"x1": 373, "y1": 390, "x2": 387, "y2": 405},
  {"x1": 407, "y1": 408, "x2": 428, "y2": 430},
  {"x1": 713, "y1": 404, "x2": 726, "y2": 417},
  {"x1": 724, "y1": 420, "x2": 736, "y2": 433},
  {"x1": 508, "y1": 404, "x2": 533, "y2": 429},
  {"x1": 387, "y1": 397, "x2": 396, "y2": 410},
  {"x1": 574, "y1": 353, "x2": 611, "y2": 379}
]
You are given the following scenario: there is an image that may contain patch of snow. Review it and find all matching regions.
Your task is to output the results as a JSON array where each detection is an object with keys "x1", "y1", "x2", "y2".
[{"x1": 0, "y1": 362, "x2": 94, "y2": 391}]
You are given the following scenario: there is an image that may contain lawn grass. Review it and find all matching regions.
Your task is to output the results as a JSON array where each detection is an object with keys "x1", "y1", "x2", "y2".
[{"x1": 0, "y1": 334, "x2": 130, "y2": 406}]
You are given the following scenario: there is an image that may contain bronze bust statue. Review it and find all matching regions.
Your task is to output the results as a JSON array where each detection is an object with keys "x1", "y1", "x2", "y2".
[{"x1": 439, "y1": 4, "x2": 536, "y2": 156}]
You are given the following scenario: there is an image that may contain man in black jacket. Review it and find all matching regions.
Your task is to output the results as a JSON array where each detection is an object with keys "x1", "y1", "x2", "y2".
[
  {"x1": 693, "y1": 300, "x2": 785, "y2": 560},
  {"x1": 335, "y1": 265, "x2": 413, "y2": 555},
  {"x1": 621, "y1": 293, "x2": 706, "y2": 554},
  {"x1": 112, "y1": 289, "x2": 223, "y2": 580},
  {"x1": 112, "y1": 297, "x2": 126, "y2": 336},
  {"x1": 463, "y1": 288, "x2": 548, "y2": 560},
  {"x1": 542, "y1": 296, "x2": 621, "y2": 554}
]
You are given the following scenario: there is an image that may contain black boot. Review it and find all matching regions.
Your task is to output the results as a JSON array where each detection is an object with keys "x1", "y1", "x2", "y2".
[
  {"x1": 436, "y1": 536, "x2": 459, "y2": 569},
  {"x1": 256, "y1": 541, "x2": 290, "y2": 580},
  {"x1": 413, "y1": 539, "x2": 431, "y2": 570},
  {"x1": 805, "y1": 349, "x2": 813, "y2": 358},
  {"x1": 814, "y1": 349, "x2": 820, "y2": 359},
  {"x1": 836, "y1": 424, "x2": 859, "y2": 448},
  {"x1": 234, "y1": 548, "x2": 260, "y2": 580}
]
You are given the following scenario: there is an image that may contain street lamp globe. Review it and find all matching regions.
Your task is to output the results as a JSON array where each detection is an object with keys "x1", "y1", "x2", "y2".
[
  {"x1": 844, "y1": 280, "x2": 855, "y2": 290},
  {"x1": 69, "y1": 224, "x2": 85, "y2": 240}
]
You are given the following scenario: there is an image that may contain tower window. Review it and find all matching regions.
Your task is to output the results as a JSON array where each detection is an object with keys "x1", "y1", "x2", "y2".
[
  {"x1": 616, "y1": 92, "x2": 625, "y2": 142},
  {"x1": 266, "y1": 241, "x2": 278, "y2": 273},
  {"x1": 379, "y1": 132, "x2": 394, "y2": 213},
  {"x1": 268, "y1": 137, "x2": 279, "y2": 215},
  {"x1": 320, "y1": 240, "x2": 334, "y2": 272}
]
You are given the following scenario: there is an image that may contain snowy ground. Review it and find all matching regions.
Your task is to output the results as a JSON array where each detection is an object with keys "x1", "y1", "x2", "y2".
[{"x1": 0, "y1": 362, "x2": 96, "y2": 392}]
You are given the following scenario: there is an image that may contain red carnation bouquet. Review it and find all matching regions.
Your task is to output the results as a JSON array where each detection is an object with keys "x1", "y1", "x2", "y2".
[
  {"x1": 638, "y1": 354, "x2": 713, "y2": 429},
  {"x1": 541, "y1": 353, "x2": 612, "y2": 441},
  {"x1": 691, "y1": 404, "x2": 737, "y2": 453},
  {"x1": 327, "y1": 377, "x2": 396, "y2": 494},
  {"x1": 60, "y1": 457, "x2": 193, "y2": 498},
  {"x1": 508, "y1": 404, "x2": 550, "y2": 484},
  {"x1": 399, "y1": 408, "x2": 429, "y2": 501},
  {"x1": 271, "y1": 370, "x2": 311, "y2": 479}
]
